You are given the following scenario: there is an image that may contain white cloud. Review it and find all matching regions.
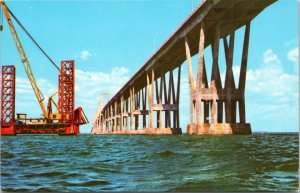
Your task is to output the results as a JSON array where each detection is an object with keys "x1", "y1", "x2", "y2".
[
  {"x1": 287, "y1": 47, "x2": 299, "y2": 63},
  {"x1": 75, "y1": 67, "x2": 130, "y2": 101},
  {"x1": 15, "y1": 77, "x2": 56, "y2": 101},
  {"x1": 13, "y1": 77, "x2": 57, "y2": 118},
  {"x1": 246, "y1": 49, "x2": 298, "y2": 97},
  {"x1": 75, "y1": 67, "x2": 130, "y2": 127},
  {"x1": 287, "y1": 47, "x2": 299, "y2": 73},
  {"x1": 79, "y1": 50, "x2": 94, "y2": 60},
  {"x1": 246, "y1": 67, "x2": 298, "y2": 97},
  {"x1": 245, "y1": 49, "x2": 299, "y2": 131},
  {"x1": 263, "y1": 49, "x2": 281, "y2": 67}
]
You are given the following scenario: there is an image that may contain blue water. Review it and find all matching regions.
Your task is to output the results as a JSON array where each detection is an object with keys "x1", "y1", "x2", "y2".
[{"x1": 1, "y1": 133, "x2": 298, "y2": 192}]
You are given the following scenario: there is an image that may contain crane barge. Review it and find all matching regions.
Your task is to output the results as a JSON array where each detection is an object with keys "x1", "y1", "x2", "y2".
[{"x1": 0, "y1": 0, "x2": 88, "y2": 135}]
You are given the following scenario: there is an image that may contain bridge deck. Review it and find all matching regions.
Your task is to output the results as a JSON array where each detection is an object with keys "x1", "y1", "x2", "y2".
[{"x1": 103, "y1": 0, "x2": 276, "y2": 110}]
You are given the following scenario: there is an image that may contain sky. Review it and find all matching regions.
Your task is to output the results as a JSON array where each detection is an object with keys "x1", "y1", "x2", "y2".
[{"x1": 0, "y1": 0, "x2": 299, "y2": 133}]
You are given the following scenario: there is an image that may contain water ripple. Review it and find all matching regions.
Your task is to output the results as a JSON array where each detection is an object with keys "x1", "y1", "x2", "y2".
[{"x1": 1, "y1": 133, "x2": 298, "y2": 191}]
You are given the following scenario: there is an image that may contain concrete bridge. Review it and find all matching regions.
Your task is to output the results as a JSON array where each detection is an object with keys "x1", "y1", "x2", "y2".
[{"x1": 91, "y1": 0, "x2": 276, "y2": 135}]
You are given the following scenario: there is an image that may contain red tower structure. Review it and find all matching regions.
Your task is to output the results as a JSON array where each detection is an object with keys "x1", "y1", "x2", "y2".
[
  {"x1": 1, "y1": 65, "x2": 16, "y2": 135},
  {"x1": 58, "y1": 60, "x2": 79, "y2": 135}
]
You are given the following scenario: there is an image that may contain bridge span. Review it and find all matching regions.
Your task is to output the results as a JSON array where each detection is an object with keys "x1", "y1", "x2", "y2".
[{"x1": 92, "y1": 0, "x2": 276, "y2": 135}]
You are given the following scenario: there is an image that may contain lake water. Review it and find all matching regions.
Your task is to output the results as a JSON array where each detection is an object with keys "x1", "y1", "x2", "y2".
[{"x1": 1, "y1": 133, "x2": 298, "y2": 192}]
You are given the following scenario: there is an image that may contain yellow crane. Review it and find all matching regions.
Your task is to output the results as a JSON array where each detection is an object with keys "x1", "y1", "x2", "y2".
[{"x1": 0, "y1": 0, "x2": 61, "y2": 121}]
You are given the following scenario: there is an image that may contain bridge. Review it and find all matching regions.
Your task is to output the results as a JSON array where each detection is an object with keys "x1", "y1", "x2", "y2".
[{"x1": 91, "y1": 0, "x2": 276, "y2": 135}]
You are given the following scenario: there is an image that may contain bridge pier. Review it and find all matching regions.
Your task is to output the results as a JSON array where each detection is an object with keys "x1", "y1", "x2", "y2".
[
  {"x1": 185, "y1": 22, "x2": 251, "y2": 135},
  {"x1": 91, "y1": 0, "x2": 276, "y2": 135},
  {"x1": 95, "y1": 66, "x2": 182, "y2": 135}
]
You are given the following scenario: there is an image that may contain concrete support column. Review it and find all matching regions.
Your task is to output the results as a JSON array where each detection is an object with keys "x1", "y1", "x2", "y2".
[
  {"x1": 223, "y1": 31, "x2": 235, "y2": 123},
  {"x1": 210, "y1": 26, "x2": 221, "y2": 124},
  {"x1": 107, "y1": 106, "x2": 109, "y2": 131},
  {"x1": 184, "y1": 37, "x2": 195, "y2": 125},
  {"x1": 147, "y1": 69, "x2": 154, "y2": 128},
  {"x1": 134, "y1": 91, "x2": 140, "y2": 130},
  {"x1": 203, "y1": 59, "x2": 209, "y2": 123},
  {"x1": 155, "y1": 76, "x2": 163, "y2": 129},
  {"x1": 125, "y1": 99, "x2": 128, "y2": 130},
  {"x1": 114, "y1": 101, "x2": 117, "y2": 131},
  {"x1": 239, "y1": 98, "x2": 246, "y2": 123},
  {"x1": 211, "y1": 82, "x2": 218, "y2": 124},
  {"x1": 175, "y1": 66, "x2": 181, "y2": 129},
  {"x1": 102, "y1": 112, "x2": 105, "y2": 132},
  {"x1": 160, "y1": 70, "x2": 166, "y2": 128},
  {"x1": 109, "y1": 108, "x2": 111, "y2": 131},
  {"x1": 167, "y1": 70, "x2": 174, "y2": 128},
  {"x1": 141, "y1": 87, "x2": 147, "y2": 129},
  {"x1": 130, "y1": 87, "x2": 134, "y2": 130},
  {"x1": 238, "y1": 22, "x2": 250, "y2": 124},
  {"x1": 196, "y1": 24, "x2": 205, "y2": 125},
  {"x1": 155, "y1": 78, "x2": 159, "y2": 128},
  {"x1": 231, "y1": 101, "x2": 237, "y2": 123},
  {"x1": 120, "y1": 96, "x2": 124, "y2": 131},
  {"x1": 162, "y1": 72, "x2": 168, "y2": 128},
  {"x1": 104, "y1": 110, "x2": 107, "y2": 132}
]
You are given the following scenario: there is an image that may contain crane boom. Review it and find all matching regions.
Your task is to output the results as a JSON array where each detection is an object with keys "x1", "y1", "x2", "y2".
[{"x1": 0, "y1": 0, "x2": 48, "y2": 118}]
